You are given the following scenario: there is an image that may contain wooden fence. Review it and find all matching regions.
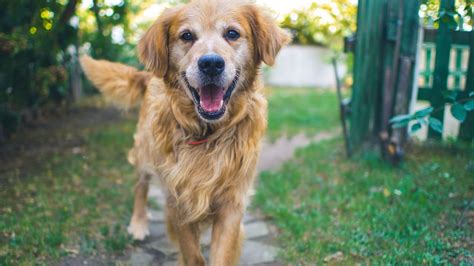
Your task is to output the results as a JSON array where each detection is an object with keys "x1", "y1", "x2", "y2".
[
  {"x1": 349, "y1": 0, "x2": 421, "y2": 162},
  {"x1": 417, "y1": 26, "x2": 474, "y2": 141},
  {"x1": 419, "y1": 42, "x2": 469, "y2": 93},
  {"x1": 348, "y1": 0, "x2": 473, "y2": 160}
]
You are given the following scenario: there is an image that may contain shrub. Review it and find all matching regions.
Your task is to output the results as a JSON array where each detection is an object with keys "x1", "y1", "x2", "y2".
[{"x1": 280, "y1": 0, "x2": 357, "y2": 50}]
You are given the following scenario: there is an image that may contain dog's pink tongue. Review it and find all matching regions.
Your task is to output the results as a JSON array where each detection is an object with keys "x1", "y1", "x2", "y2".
[{"x1": 200, "y1": 85, "x2": 224, "y2": 113}]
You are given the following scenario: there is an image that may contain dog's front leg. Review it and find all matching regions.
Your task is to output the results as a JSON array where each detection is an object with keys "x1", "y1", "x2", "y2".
[
  {"x1": 176, "y1": 222, "x2": 205, "y2": 266},
  {"x1": 209, "y1": 203, "x2": 244, "y2": 266},
  {"x1": 127, "y1": 172, "x2": 150, "y2": 240},
  {"x1": 166, "y1": 202, "x2": 205, "y2": 266}
]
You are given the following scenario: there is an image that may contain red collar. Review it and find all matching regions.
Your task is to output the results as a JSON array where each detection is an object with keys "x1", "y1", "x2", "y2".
[
  {"x1": 187, "y1": 138, "x2": 209, "y2": 146},
  {"x1": 181, "y1": 124, "x2": 212, "y2": 146}
]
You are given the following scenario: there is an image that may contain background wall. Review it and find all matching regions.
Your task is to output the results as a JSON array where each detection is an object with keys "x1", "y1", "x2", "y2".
[{"x1": 265, "y1": 45, "x2": 346, "y2": 88}]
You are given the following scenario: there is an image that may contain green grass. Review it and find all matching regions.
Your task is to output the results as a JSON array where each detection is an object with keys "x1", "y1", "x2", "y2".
[
  {"x1": 254, "y1": 139, "x2": 474, "y2": 264},
  {"x1": 0, "y1": 117, "x2": 137, "y2": 264},
  {"x1": 267, "y1": 88, "x2": 339, "y2": 139},
  {"x1": 4, "y1": 89, "x2": 469, "y2": 264}
]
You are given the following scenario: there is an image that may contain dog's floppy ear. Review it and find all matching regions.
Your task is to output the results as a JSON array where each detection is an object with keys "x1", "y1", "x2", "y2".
[
  {"x1": 246, "y1": 5, "x2": 291, "y2": 66},
  {"x1": 138, "y1": 8, "x2": 178, "y2": 77}
]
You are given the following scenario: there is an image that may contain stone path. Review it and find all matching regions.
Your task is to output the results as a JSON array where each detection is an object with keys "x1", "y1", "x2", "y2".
[
  {"x1": 127, "y1": 131, "x2": 338, "y2": 266},
  {"x1": 128, "y1": 188, "x2": 280, "y2": 266}
]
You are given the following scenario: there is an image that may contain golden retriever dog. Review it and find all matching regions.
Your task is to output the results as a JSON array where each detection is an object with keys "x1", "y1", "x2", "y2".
[{"x1": 80, "y1": 0, "x2": 290, "y2": 264}]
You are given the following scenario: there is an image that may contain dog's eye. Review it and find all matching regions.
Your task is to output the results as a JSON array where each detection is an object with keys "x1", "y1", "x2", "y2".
[
  {"x1": 180, "y1": 31, "x2": 194, "y2": 42},
  {"x1": 224, "y1": 30, "x2": 240, "y2": 41}
]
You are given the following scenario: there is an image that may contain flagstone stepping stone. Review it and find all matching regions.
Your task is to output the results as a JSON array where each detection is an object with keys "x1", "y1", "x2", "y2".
[
  {"x1": 129, "y1": 250, "x2": 154, "y2": 266},
  {"x1": 244, "y1": 221, "x2": 270, "y2": 239},
  {"x1": 240, "y1": 240, "x2": 279, "y2": 265}
]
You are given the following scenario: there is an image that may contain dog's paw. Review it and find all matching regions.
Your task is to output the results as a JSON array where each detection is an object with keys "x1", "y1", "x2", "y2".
[{"x1": 127, "y1": 219, "x2": 150, "y2": 241}]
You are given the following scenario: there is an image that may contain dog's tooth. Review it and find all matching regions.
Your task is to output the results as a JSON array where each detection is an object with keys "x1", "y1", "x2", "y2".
[{"x1": 220, "y1": 100, "x2": 223, "y2": 108}]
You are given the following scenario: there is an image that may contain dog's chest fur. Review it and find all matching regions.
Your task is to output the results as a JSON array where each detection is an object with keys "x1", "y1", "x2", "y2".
[{"x1": 129, "y1": 78, "x2": 267, "y2": 222}]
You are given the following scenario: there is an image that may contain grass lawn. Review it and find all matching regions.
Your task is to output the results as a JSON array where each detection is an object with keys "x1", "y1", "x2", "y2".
[
  {"x1": 266, "y1": 88, "x2": 339, "y2": 139},
  {"x1": 8, "y1": 88, "x2": 468, "y2": 264},
  {"x1": 0, "y1": 115, "x2": 138, "y2": 264},
  {"x1": 254, "y1": 138, "x2": 474, "y2": 264}
]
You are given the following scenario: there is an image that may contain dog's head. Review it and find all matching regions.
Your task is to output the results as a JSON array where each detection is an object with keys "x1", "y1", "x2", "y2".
[{"x1": 138, "y1": 0, "x2": 290, "y2": 122}]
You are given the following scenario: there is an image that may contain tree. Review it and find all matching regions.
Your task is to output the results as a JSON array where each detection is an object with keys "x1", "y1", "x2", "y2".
[
  {"x1": 280, "y1": 0, "x2": 357, "y2": 50},
  {"x1": 0, "y1": 0, "x2": 156, "y2": 139},
  {"x1": 420, "y1": 0, "x2": 473, "y2": 29},
  {"x1": 0, "y1": 0, "x2": 79, "y2": 138}
]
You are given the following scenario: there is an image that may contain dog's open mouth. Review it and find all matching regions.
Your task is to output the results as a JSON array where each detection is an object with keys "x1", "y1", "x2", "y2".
[{"x1": 183, "y1": 71, "x2": 240, "y2": 121}]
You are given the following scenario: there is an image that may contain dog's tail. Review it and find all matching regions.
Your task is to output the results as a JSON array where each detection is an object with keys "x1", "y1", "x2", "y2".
[{"x1": 80, "y1": 55, "x2": 153, "y2": 109}]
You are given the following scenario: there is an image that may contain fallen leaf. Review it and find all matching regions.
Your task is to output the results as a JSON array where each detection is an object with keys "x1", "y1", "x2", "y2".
[
  {"x1": 323, "y1": 251, "x2": 343, "y2": 263},
  {"x1": 63, "y1": 247, "x2": 79, "y2": 254}
]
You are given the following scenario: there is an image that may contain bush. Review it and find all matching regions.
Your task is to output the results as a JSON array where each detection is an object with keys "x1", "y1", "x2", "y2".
[
  {"x1": 0, "y1": 0, "x2": 138, "y2": 139},
  {"x1": 280, "y1": 0, "x2": 357, "y2": 50}
]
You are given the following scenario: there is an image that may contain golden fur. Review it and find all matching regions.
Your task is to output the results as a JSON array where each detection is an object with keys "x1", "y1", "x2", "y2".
[
  {"x1": 80, "y1": 0, "x2": 290, "y2": 264},
  {"x1": 80, "y1": 56, "x2": 152, "y2": 109}
]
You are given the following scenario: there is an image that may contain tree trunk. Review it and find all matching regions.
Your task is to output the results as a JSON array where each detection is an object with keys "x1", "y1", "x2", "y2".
[
  {"x1": 59, "y1": 0, "x2": 79, "y2": 25},
  {"x1": 70, "y1": 44, "x2": 83, "y2": 101},
  {"x1": 92, "y1": 0, "x2": 104, "y2": 35}
]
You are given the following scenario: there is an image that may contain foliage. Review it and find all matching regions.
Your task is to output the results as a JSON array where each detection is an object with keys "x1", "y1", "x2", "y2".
[
  {"x1": 280, "y1": 0, "x2": 357, "y2": 49},
  {"x1": 281, "y1": 0, "x2": 473, "y2": 49},
  {"x1": 390, "y1": 92, "x2": 474, "y2": 134},
  {"x1": 420, "y1": 0, "x2": 473, "y2": 29},
  {"x1": 0, "y1": 0, "x2": 79, "y2": 136},
  {"x1": 0, "y1": 0, "x2": 159, "y2": 139},
  {"x1": 78, "y1": 0, "x2": 131, "y2": 62},
  {"x1": 255, "y1": 138, "x2": 473, "y2": 264}
]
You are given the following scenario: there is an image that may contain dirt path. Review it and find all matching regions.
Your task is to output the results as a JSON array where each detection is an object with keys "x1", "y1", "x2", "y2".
[{"x1": 258, "y1": 130, "x2": 340, "y2": 172}]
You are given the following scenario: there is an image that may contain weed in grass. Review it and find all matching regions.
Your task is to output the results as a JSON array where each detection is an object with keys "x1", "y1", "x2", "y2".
[{"x1": 102, "y1": 223, "x2": 132, "y2": 253}]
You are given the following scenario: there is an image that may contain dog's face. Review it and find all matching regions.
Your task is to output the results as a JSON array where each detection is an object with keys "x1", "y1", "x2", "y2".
[{"x1": 138, "y1": 0, "x2": 290, "y2": 122}]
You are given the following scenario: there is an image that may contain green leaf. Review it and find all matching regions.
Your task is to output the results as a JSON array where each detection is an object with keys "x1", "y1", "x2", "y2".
[
  {"x1": 410, "y1": 122, "x2": 422, "y2": 134},
  {"x1": 418, "y1": 118, "x2": 428, "y2": 125},
  {"x1": 428, "y1": 117, "x2": 443, "y2": 133},
  {"x1": 393, "y1": 121, "x2": 410, "y2": 129},
  {"x1": 414, "y1": 107, "x2": 434, "y2": 118},
  {"x1": 391, "y1": 115, "x2": 412, "y2": 128},
  {"x1": 390, "y1": 114, "x2": 412, "y2": 124},
  {"x1": 464, "y1": 100, "x2": 474, "y2": 111},
  {"x1": 451, "y1": 103, "x2": 467, "y2": 122}
]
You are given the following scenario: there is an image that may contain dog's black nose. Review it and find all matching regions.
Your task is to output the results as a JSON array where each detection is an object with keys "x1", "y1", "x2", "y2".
[{"x1": 198, "y1": 54, "x2": 225, "y2": 76}]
